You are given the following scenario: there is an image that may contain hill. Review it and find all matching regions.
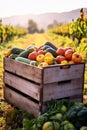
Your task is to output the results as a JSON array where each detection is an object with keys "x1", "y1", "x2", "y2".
[{"x1": 1, "y1": 8, "x2": 87, "y2": 30}]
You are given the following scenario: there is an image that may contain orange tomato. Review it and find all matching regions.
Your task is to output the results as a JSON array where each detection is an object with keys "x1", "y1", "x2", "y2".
[{"x1": 72, "y1": 52, "x2": 82, "y2": 63}]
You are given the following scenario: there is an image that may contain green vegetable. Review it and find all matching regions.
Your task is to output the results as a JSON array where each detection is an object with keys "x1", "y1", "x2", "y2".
[
  {"x1": 77, "y1": 107, "x2": 87, "y2": 122},
  {"x1": 44, "y1": 41, "x2": 57, "y2": 50},
  {"x1": 77, "y1": 107, "x2": 87, "y2": 118},
  {"x1": 10, "y1": 47, "x2": 25, "y2": 54},
  {"x1": 15, "y1": 57, "x2": 31, "y2": 64},
  {"x1": 9, "y1": 53, "x2": 18, "y2": 59},
  {"x1": 30, "y1": 60, "x2": 38, "y2": 66},
  {"x1": 18, "y1": 47, "x2": 35, "y2": 58},
  {"x1": 45, "y1": 48, "x2": 57, "y2": 57}
]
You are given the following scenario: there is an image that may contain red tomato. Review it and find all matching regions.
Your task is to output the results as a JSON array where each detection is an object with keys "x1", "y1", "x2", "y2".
[
  {"x1": 64, "y1": 47, "x2": 73, "y2": 53},
  {"x1": 56, "y1": 47, "x2": 65, "y2": 56},
  {"x1": 28, "y1": 51, "x2": 38, "y2": 60},
  {"x1": 56, "y1": 55, "x2": 66, "y2": 64},
  {"x1": 65, "y1": 49, "x2": 73, "y2": 61},
  {"x1": 38, "y1": 50, "x2": 45, "y2": 55}
]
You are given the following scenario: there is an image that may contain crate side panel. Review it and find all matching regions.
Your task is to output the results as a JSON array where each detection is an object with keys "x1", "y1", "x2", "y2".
[
  {"x1": 70, "y1": 94, "x2": 83, "y2": 102},
  {"x1": 4, "y1": 86, "x2": 40, "y2": 117},
  {"x1": 43, "y1": 78, "x2": 83, "y2": 102},
  {"x1": 4, "y1": 72, "x2": 41, "y2": 101},
  {"x1": 4, "y1": 57, "x2": 42, "y2": 83},
  {"x1": 41, "y1": 94, "x2": 83, "y2": 114},
  {"x1": 43, "y1": 63, "x2": 84, "y2": 84}
]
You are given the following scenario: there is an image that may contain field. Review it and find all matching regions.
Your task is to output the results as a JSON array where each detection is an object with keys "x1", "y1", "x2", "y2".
[
  {"x1": 0, "y1": 32, "x2": 87, "y2": 129},
  {"x1": 0, "y1": 33, "x2": 87, "y2": 98},
  {"x1": 0, "y1": 9, "x2": 87, "y2": 129}
]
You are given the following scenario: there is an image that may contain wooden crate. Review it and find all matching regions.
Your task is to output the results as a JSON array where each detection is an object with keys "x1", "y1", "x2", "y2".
[{"x1": 3, "y1": 57, "x2": 85, "y2": 117}]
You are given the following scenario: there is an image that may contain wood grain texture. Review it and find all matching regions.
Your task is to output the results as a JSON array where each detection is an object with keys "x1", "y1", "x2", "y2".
[
  {"x1": 4, "y1": 57, "x2": 42, "y2": 84},
  {"x1": 4, "y1": 86, "x2": 40, "y2": 117},
  {"x1": 4, "y1": 72, "x2": 41, "y2": 101},
  {"x1": 43, "y1": 78, "x2": 83, "y2": 102},
  {"x1": 43, "y1": 63, "x2": 85, "y2": 84},
  {"x1": 3, "y1": 57, "x2": 85, "y2": 116}
]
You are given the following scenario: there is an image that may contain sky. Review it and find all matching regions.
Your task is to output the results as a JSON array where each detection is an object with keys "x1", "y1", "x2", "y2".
[{"x1": 0, "y1": 0, "x2": 87, "y2": 17}]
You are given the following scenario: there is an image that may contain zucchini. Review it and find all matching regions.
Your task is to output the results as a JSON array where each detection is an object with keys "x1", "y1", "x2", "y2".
[
  {"x1": 44, "y1": 41, "x2": 57, "y2": 50},
  {"x1": 9, "y1": 54, "x2": 18, "y2": 59},
  {"x1": 30, "y1": 60, "x2": 38, "y2": 66},
  {"x1": 11, "y1": 47, "x2": 25, "y2": 54},
  {"x1": 26, "y1": 45, "x2": 37, "y2": 50},
  {"x1": 45, "y1": 48, "x2": 57, "y2": 57},
  {"x1": 41, "y1": 45, "x2": 51, "y2": 50},
  {"x1": 15, "y1": 57, "x2": 31, "y2": 64},
  {"x1": 6, "y1": 47, "x2": 25, "y2": 57},
  {"x1": 18, "y1": 48, "x2": 35, "y2": 58}
]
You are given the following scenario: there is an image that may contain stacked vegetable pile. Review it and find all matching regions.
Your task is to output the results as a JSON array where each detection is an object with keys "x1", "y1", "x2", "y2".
[
  {"x1": 6, "y1": 41, "x2": 83, "y2": 68},
  {"x1": 20, "y1": 99, "x2": 87, "y2": 130}
]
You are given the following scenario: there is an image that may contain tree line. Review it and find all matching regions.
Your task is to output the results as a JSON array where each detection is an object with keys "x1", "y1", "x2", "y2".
[{"x1": 0, "y1": 20, "x2": 28, "y2": 44}]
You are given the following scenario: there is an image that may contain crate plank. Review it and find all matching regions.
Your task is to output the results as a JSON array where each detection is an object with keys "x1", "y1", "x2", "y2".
[
  {"x1": 4, "y1": 57, "x2": 42, "y2": 83},
  {"x1": 43, "y1": 64, "x2": 85, "y2": 84},
  {"x1": 43, "y1": 78, "x2": 83, "y2": 101},
  {"x1": 4, "y1": 86, "x2": 40, "y2": 117},
  {"x1": 4, "y1": 72, "x2": 41, "y2": 101},
  {"x1": 3, "y1": 57, "x2": 85, "y2": 116},
  {"x1": 70, "y1": 94, "x2": 83, "y2": 102}
]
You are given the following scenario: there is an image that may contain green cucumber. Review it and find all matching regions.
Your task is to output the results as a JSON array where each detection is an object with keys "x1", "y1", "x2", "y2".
[
  {"x1": 30, "y1": 60, "x2": 38, "y2": 66},
  {"x1": 17, "y1": 48, "x2": 35, "y2": 58},
  {"x1": 11, "y1": 47, "x2": 25, "y2": 54},
  {"x1": 9, "y1": 54, "x2": 18, "y2": 59},
  {"x1": 15, "y1": 57, "x2": 31, "y2": 64}
]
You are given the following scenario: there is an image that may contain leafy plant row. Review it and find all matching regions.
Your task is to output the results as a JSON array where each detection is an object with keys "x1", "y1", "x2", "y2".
[
  {"x1": 0, "y1": 23, "x2": 28, "y2": 44},
  {"x1": 48, "y1": 8, "x2": 87, "y2": 44}
]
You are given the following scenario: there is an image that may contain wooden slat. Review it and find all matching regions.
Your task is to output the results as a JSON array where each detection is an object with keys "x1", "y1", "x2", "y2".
[
  {"x1": 43, "y1": 78, "x2": 83, "y2": 102},
  {"x1": 4, "y1": 57, "x2": 42, "y2": 84},
  {"x1": 43, "y1": 63, "x2": 85, "y2": 84},
  {"x1": 4, "y1": 57, "x2": 85, "y2": 85},
  {"x1": 70, "y1": 94, "x2": 83, "y2": 102},
  {"x1": 4, "y1": 72, "x2": 41, "y2": 101},
  {"x1": 4, "y1": 86, "x2": 40, "y2": 117},
  {"x1": 3, "y1": 57, "x2": 85, "y2": 116}
]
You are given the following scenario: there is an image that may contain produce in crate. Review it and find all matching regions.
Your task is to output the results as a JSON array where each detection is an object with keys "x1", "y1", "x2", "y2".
[
  {"x1": 6, "y1": 41, "x2": 83, "y2": 67},
  {"x1": 4, "y1": 55, "x2": 85, "y2": 117},
  {"x1": 6, "y1": 47, "x2": 25, "y2": 57},
  {"x1": 56, "y1": 47, "x2": 65, "y2": 56},
  {"x1": 56, "y1": 55, "x2": 66, "y2": 64},
  {"x1": 65, "y1": 49, "x2": 73, "y2": 61},
  {"x1": 72, "y1": 52, "x2": 82, "y2": 63},
  {"x1": 44, "y1": 41, "x2": 57, "y2": 50}
]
